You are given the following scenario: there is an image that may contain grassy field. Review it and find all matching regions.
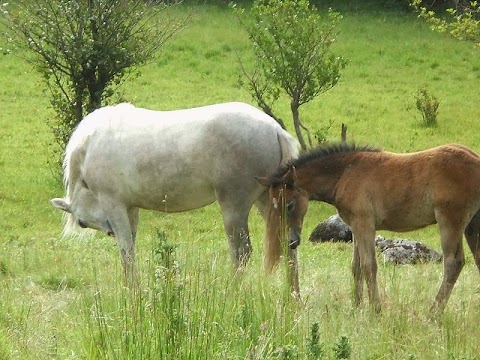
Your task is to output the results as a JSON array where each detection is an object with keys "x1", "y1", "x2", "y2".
[{"x1": 1, "y1": 2, "x2": 480, "y2": 359}]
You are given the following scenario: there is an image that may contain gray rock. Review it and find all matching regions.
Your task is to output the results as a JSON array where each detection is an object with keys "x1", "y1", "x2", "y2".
[
  {"x1": 309, "y1": 216, "x2": 442, "y2": 265},
  {"x1": 309, "y1": 214, "x2": 352, "y2": 243},
  {"x1": 375, "y1": 235, "x2": 442, "y2": 265}
]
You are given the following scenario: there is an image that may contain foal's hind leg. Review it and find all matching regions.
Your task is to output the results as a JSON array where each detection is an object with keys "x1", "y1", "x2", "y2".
[
  {"x1": 431, "y1": 214, "x2": 466, "y2": 313},
  {"x1": 465, "y1": 211, "x2": 480, "y2": 273}
]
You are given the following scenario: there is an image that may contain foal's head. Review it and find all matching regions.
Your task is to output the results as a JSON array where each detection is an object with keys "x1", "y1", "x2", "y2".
[{"x1": 257, "y1": 165, "x2": 310, "y2": 256}]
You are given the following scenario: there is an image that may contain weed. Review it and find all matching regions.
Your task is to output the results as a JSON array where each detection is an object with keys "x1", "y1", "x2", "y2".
[
  {"x1": 414, "y1": 87, "x2": 439, "y2": 127},
  {"x1": 314, "y1": 119, "x2": 336, "y2": 144},
  {"x1": 307, "y1": 322, "x2": 325, "y2": 360},
  {"x1": 333, "y1": 335, "x2": 351, "y2": 359}
]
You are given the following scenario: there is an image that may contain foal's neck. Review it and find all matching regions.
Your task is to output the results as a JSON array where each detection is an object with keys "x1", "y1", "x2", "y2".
[{"x1": 295, "y1": 155, "x2": 350, "y2": 205}]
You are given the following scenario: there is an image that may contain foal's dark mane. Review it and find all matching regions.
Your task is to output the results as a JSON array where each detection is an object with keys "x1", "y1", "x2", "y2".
[
  {"x1": 293, "y1": 142, "x2": 379, "y2": 167},
  {"x1": 272, "y1": 142, "x2": 380, "y2": 180}
]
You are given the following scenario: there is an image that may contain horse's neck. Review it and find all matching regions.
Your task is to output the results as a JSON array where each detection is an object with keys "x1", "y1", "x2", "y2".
[{"x1": 296, "y1": 156, "x2": 347, "y2": 204}]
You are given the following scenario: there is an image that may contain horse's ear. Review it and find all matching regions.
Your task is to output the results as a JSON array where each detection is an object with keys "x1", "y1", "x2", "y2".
[
  {"x1": 283, "y1": 165, "x2": 297, "y2": 185},
  {"x1": 50, "y1": 198, "x2": 71, "y2": 213},
  {"x1": 255, "y1": 176, "x2": 272, "y2": 187}
]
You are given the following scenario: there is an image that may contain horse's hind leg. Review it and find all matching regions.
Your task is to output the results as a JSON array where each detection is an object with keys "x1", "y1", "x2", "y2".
[
  {"x1": 431, "y1": 214, "x2": 465, "y2": 313},
  {"x1": 216, "y1": 194, "x2": 253, "y2": 269},
  {"x1": 128, "y1": 208, "x2": 140, "y2": 244},
  {"x1": 465, "y1": 211, "x2": 480, "y2": 273},
  {"x1": 254, "y1": 191, "x2": 270, "y2": 222}
]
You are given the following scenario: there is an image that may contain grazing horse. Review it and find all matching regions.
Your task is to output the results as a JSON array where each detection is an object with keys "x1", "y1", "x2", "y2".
[
  {"x1": 257, "y1": 142, "x2": 480, "y2": 313},
  {"x1": 50, "y1": 102, "x2": 298, "y2": 275}
]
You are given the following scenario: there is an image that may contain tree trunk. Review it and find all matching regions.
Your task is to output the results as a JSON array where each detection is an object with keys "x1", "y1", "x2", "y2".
[
  {"x1": 74, "y1": 87, "x2": 84, "y2": 127},
  {"x1": 291, "y1": 100, "x2": 307, "y2": 150},
  {"x1": 341, "y1": 123, "x2": 347, "y2": 143}
]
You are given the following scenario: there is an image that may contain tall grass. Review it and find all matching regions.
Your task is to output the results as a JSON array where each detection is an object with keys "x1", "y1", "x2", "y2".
[
  {"x1": 1, "y1": 2, "x2": 480, "y2": 359},
  {"x1": 83, "y1": 230, "x2": 305, "y2": 359}
]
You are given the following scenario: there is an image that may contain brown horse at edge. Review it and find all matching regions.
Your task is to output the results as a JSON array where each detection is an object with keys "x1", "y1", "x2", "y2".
[{"x1": 257, "y1": 143, "x2": 480, "y2": 313}]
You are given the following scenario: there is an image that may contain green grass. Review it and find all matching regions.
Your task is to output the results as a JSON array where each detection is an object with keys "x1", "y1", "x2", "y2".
[{"x1": 1, "y1": 2, "x2": 480, "y2": 359}]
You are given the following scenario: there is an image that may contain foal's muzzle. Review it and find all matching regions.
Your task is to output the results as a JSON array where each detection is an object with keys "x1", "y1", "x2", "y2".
[{"x1": 289, "y1": 228, "x2": 301, "y2": 249}]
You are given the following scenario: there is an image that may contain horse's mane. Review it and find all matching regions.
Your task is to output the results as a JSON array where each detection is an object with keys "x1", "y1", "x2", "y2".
[{"x1": 271, "y1": 142, "x2": 380, "y2": 180}]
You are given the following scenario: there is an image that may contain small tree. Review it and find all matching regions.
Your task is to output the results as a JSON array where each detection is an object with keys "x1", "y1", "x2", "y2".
[
  {"x1": 236, "y1": 0, "x2": 346, "y2": 149},
  {"x1": 1, "y1": 0, "x2": 186, "y2": 168},
  {"x1": 411, "y1": 0, "x2": 480, "y2": 45}
]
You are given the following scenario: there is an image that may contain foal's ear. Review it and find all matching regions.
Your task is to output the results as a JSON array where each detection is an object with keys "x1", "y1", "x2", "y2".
[
  {"x1": 50, "y1": 198, "x2": 71, "y2": 213},
  {"x1": 255, "y1": 176, "x2": 272, "y2": 187},
  {"x1": 283, "y1": 165, "x2": 297, "y2": 185}
]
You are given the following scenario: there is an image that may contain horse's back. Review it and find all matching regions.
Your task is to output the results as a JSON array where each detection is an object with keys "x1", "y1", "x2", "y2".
[{"x1": 70, "y1": 102, "x2": 296, "y2": 211}]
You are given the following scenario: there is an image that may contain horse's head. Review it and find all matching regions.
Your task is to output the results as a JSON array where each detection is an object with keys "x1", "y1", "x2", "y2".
[
  {"x1": 50, "y1": 185, "x2": 115, "y2": 237},
  {"x1": 257, "y1": 165, "x2": 309, "y2": 250}
]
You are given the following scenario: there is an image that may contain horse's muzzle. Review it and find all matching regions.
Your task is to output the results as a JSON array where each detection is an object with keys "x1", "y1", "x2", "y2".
[
  {"x1": 106, "y1": 221, "x2": 115, "y2": 237},
  {"x1": 289, "y1": 228, "x2": 301, "y2": 249}
]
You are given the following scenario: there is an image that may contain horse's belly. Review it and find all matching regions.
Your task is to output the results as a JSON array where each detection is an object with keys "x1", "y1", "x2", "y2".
[{"x1": 129, "y1": 182, "x2": 216, "y2": 212}]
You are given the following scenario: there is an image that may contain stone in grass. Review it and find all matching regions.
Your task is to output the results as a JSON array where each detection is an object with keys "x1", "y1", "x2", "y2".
[
  {"x1": 309, "y1": 215, "x2": 442, "y2": 265},
  {"x1": 375, "y1": 235, "x2": 442, "y2": 265},
  {"x1": 309, "y1": 214, "x2": 352, "y2": 243}
]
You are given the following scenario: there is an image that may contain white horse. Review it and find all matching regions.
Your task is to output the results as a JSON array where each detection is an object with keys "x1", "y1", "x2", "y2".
[{"x1": 51, "y1": 102, "x2": 298, "y2": 274}]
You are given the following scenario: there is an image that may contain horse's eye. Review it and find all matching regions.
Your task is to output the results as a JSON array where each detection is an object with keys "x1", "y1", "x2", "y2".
[
  {"x1": 81, "y1": 179, "x2": 89, "y2": 189},
  {"x1": 286, "y1": 200, "x2": 296, "y2": 213},
  {"x1": 78, "y1": 219, "x2": 88, "y2": 228}
]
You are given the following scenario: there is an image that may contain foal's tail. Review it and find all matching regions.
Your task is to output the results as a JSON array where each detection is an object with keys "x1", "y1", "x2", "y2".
[{"x1": 264, "y1": 127, "x2": 299, "y2": 272}]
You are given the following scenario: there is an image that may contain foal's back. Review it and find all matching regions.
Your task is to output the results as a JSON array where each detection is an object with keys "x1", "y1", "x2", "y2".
[{"x1": 335, "y1": 144, "x2": 480, "y2": 232}]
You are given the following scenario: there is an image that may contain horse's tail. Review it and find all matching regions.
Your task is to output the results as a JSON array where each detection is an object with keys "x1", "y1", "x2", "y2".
[
  {"x1": 264, "y1": 128, "x2": 299, "y2": 272},
  {"x1": 277, "y1": 127, "x2": 299, "y2": 166}
]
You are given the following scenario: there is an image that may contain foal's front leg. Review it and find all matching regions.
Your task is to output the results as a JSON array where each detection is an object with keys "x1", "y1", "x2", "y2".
[
  {"x1": 351, "y1": 221, "x2": 380, "y2": 312},
  {"x1": 351, "y1": 240, "x2": 363, "y2": 306},
  {"x1": 288, "y1": 247, "x2": 300, "y2": 298}
]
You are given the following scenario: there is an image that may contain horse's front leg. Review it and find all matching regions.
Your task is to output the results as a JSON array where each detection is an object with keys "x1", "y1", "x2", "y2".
[{"x1": 100, "y1": 197, "x2": 137, "y2": 284}]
